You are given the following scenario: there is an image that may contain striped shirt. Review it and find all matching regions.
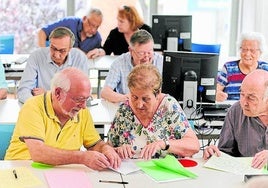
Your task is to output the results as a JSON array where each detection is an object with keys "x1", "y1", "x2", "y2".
[{"x1": 217, "y1": 60, "x2": 268, "y2": 100}]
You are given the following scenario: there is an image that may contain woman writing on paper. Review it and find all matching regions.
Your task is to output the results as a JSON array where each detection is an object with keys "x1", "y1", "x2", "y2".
[{"x1": 107, "y1": 64, "x2": 199, "y2": 160}]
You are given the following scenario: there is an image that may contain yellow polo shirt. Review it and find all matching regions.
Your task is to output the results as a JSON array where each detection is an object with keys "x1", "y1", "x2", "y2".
[{"x1": 5, "y1": 92, "x2": 100, "y2": 160}]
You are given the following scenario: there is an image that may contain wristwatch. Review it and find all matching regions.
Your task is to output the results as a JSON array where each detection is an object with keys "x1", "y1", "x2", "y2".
[{"x1": 163, "y1": 140, "x2": 170, "y2": 150}]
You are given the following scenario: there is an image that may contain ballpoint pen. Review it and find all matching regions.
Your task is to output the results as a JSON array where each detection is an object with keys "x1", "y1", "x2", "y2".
[
  {"x1": 13, "y1": 169, "x2": 18, "y2": 179},
  {"x1": 99, "y1": 180, "x2": 128, "y2": 184}
]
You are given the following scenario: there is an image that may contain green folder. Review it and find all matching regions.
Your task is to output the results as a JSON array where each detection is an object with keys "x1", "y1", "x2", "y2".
[{"x1": 136, "y1": 155, "x2": 198, "y2": 182}]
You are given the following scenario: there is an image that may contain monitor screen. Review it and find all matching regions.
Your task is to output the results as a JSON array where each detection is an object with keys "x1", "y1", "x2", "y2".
[
  {"x1": 162, "y1": 51, "x2": 219, "y2": 104},
  {"x1": 151, "y1": 15, "x2": 192, "y2": 51}
]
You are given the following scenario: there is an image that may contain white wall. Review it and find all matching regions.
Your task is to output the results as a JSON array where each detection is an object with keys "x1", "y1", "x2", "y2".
[{"x1": 240, "y1": 0, "x2": 268, "y2": 61}]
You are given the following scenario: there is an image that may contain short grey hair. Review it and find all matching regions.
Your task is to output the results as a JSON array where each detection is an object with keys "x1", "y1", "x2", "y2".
[
  {"x1": 49, "y1": 27, "x2": 75, "y2": 47},
  {"x1": 50, "y1": 70, "x2": 71, "y2": 93},
  {"x1": 88, "y1": 8, "x2": 103, "y2": 19},
  {"x1": 129, "y1": 29, "x2": 154, "y2": 47},
  {"x1": 237, "y1": 31, "x2": 267, "y2": 53}
]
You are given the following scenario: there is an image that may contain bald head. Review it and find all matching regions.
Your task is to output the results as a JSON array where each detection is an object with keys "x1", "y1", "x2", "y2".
[
  {"x1": 240, "y1": 69, "x2": 268, "y2": 117},
  {"x1": 51, "y1": 67, "x2": 91, "y2": 93},
  {"x1": 242, "y1": 69, "x2": 268, "y2": 93}
]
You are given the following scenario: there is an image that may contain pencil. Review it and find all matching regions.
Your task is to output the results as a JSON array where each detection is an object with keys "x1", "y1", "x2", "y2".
[{"x1": 99, "y1": 180, "x2": 128, "y2": 184}]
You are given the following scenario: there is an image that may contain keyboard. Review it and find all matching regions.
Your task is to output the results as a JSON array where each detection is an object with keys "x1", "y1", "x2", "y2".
[
  {"x1": 200, "y1": 103, "x2": 232, "y2": 110},
  {"x1": 201, "y1": 103, "x2": 232, "y2": 121}
]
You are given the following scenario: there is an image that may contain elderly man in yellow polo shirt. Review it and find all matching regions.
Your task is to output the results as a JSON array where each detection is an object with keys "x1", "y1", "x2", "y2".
[{"x1": 5, "y1": 67, "x2": 121, "y2": 171}]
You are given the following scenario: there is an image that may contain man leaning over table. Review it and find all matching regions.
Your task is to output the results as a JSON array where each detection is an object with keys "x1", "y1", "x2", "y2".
[
  {"x1": 5, "y1": 67, "x2": 121, "y2": 171},
  {"x1": 100, "y1": 29, "x2": 163, "y2": 103},
  {"x1": 17, "y1": 27, "x2": 89, "y2": 104},
  {"x1": 38, "y1": 8, "x2": 104, "y2": 59},
  {"x1": 203, "y1": 69, "x2": 268, "y2": 169},
  {"x1": 0, "y1": 63, "x2": 8, "y2": 99}
]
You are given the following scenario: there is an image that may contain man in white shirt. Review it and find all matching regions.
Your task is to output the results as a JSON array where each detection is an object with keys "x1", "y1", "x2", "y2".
[{"x1": 17, "y1": 27, "x2": 89, "y2": 103}]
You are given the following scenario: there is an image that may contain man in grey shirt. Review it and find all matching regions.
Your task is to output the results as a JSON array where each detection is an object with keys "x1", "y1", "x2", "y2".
[
  {"x1": 100, "y1": 29, "x2": 163, "y2": 103},
  {"x1": 18, "y1": 27, "x2": 89, "y2": 103},
  {"x1": 203, "y1": 69, "x2": 268, "y2": 169}
]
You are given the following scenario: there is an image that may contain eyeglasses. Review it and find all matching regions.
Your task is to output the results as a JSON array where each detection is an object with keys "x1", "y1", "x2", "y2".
[
  {"x1": 71, "y1": 96, "x2": 92, "y2": 104},
  {"x1": 132, "y1": 49, "x2": 154, "y2": 57},
  {"x1": 240, "y1": 47, "x2": 260, "y2": 54},
  {"x1": 87, "y1": 18, "x2": 99, "y2": 30},
  {"x1": 50, "y1": 45, "x2": 69, "y2": 54},
  {"x1": 64, "y1": 90, "x2": 92, "y2": 104}
]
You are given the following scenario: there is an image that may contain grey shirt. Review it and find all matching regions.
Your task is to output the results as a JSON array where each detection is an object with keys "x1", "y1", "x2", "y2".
[
  {"x1": 17, "y1": 47, "x2": 89, "y2": 103},
  {"x1": 218, "y1": 101, "x2": 268, "y2": 157}
]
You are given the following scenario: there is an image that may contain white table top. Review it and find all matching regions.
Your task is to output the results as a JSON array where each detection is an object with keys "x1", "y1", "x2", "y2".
[
  {"x1": 0, "y1": 158, "x2": 246, "y2": 188},
  {"x1": 88, "y1": 55, "x2": 118, "y2": 70},
  {"x1": 0, "y1": 99, "x2": 118, "y2": 125},
  {"x1": 0, "y1": 160, "x2": 123, "y2": 188},
  {"x1": 1, "y1": 54, "x2": 117, "y2": 72},
  {"x1": 89, "y1": 99, "x2": 119, "y2": 124},
  {"x1": 124, "y1": 158, "x2": 245, "y2": 188},
  {"x1": 0, "y1": 54, "x2": 28, "y2": 71},
  {"x1": 0, "y1": 99, "x2": 21, "y2": 124}
]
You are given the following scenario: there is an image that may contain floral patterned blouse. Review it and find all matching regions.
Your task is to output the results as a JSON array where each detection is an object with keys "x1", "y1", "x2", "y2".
[{"x1": 107, "y1": 95, "x2": 190, "y2": 157}]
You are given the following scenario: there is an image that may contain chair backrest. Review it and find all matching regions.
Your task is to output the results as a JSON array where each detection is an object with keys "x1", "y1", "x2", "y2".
[
  {"x1": 191, "y1": 43, "x2": 221, "y2": 54},
  {"x1": 0, "y1": 34, "x2": 14, "y2": 54},
  {"x1": 0, "y1": 124, "x2": 15, "y2": 159},
  {"x1": 46, "y1": 40, "x2": 50, "y2": 47}
]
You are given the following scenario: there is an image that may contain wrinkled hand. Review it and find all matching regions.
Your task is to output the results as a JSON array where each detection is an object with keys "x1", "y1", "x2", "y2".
[
  {"x1": 251, "y1": 150, "x2": 268, "y2": 169},
  {"x1": 101, "y1": 144, "x2": 121, "y2": 169},
  {"x1": 87, "y1": 48, "x2": 104, "y2": 59},
  {"x1": 115, "y1": 144, "x2": 135, "y2": 159},
  {"x1": 83, "y1": 150, "x2": 111, "y2": 171},
  {"x1": 203, "y1": 145, "x2": 221, "y2": 160},
  {"x1": 140, "y1": 141, "x2": 163, "y2": 160}
]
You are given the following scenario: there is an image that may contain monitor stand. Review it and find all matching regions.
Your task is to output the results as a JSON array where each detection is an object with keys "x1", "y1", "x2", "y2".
[{"x1": 183, "y1": 80, "x2": 202, "y2": 119}]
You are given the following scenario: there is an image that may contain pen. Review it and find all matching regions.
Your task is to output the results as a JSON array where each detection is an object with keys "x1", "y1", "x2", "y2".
[
  {"x1": 99, "y1": 180, "x2": 128, "y2": 184},
  {"x1": 13, "y1": 169, "x2": 18, "y2": 179}
]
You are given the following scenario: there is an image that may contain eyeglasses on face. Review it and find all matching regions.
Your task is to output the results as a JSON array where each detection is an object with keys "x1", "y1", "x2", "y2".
[
  {"x1": 71, "y1": 96, "x2": 92, "y2": 104},
  {"x1": 63, "y1": 90, "x2": 92, "y2": 104},
  {"x1": 87, "y1": 18, "x2": 99, "y2": 30},
  {"x1": 132, "y1": 49, "x2": 153, "y2": 57},
  {"x1": 240, "y1": 47, "x2": 260, "y2": 54},
  {"x1": 50, "y1": 45, "x2": 68, "y2": 54}
]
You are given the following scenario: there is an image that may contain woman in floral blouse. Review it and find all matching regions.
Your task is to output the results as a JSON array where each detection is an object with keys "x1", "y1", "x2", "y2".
[{"x1": 107, "y1": 64, "x2": 199, "y2": 160}]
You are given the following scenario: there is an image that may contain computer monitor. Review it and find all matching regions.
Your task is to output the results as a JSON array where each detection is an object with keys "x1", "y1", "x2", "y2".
[
  {"x1": 151, "y1": 15, "x2": 192, "y2": 51},
  {"x1": 162, "y1": 51, "x2": 219, "y2": 104}
]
